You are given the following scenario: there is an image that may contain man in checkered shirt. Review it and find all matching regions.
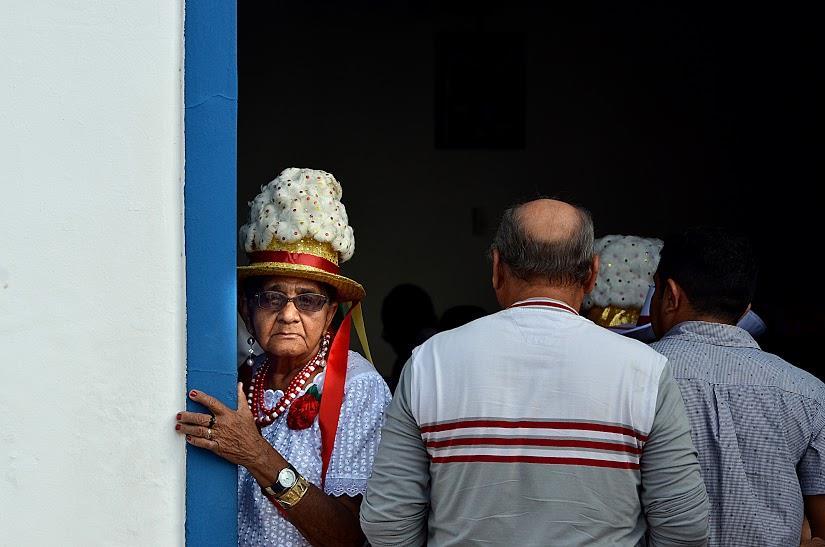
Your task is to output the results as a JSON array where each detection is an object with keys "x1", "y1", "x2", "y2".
[{"x1": 649, "y1": 226, "x2": 825, "y2": 546}]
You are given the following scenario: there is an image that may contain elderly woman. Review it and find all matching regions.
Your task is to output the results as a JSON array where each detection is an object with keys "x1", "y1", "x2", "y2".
[{"x1": 176, "y1": 168, "x2": 391, "y2": 546}]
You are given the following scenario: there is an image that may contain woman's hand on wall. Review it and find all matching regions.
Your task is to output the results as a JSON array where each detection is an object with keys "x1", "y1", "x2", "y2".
[{"x1": 176, "y1": 383, "x2": 281, "y2": 472}]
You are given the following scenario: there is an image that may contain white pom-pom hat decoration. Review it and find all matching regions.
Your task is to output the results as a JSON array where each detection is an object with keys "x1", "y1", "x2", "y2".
[
  {"x1": 237, "y1": 168, "x2": 364, "y2": 301},
  {"x1": 583, "y1": 234, "x2": 662, "y2": 329}
]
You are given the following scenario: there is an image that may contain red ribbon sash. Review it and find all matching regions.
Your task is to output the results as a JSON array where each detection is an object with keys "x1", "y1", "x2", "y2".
[
  {"x1": 248, "y1": 251, "x2": 340, "y2": 275},
  {"x1": 318, "y1": 306, "x2": 353, "y2": 486}
]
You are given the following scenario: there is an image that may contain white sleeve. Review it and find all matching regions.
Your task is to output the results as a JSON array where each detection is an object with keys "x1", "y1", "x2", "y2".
[{"x1": 324, "y1": 371, "x2": 392, "y2": 497}]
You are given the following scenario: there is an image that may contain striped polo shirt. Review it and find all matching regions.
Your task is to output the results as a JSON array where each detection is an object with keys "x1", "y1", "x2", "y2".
[{"x1": 362, "y1": 298, "x2": 709, "y2": 546}]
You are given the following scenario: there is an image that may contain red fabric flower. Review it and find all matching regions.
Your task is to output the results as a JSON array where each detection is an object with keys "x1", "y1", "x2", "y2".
[{"x1": 287, "y1": 385, "x2": 321, "y2": 430}]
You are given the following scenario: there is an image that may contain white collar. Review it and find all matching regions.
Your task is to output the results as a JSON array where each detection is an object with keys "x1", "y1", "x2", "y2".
[{"x1": 508, "y1": 297, "x2": 579, "y2": 316}]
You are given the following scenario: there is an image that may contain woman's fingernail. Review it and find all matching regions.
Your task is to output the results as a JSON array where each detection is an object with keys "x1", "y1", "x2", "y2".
[
  {"x1": 186, "y1": 435, "x2": 192, "y2": 441},
  {"x1": 190, "y1": 390, "x2": 198, "y2": 397},
  {"x1": 176, "y1": 413, "x2": 181, "y2": 420},
  {"x1": 175, "y1": 424, "x2": 181, "y2": 430}
]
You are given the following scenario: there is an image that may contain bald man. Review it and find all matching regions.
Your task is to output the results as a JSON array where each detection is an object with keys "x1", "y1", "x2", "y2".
[{"x1": 361, "y1": 200, "x2": 709, "y2": 546}]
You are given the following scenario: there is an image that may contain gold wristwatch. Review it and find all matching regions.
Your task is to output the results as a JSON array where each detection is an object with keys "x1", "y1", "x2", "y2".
[
  {"x1": 276, "y1": 474, "x2": 310, "y2": 509},
  {"x1": 261, "y1": 463, "x2": 310, "y2": 509}
]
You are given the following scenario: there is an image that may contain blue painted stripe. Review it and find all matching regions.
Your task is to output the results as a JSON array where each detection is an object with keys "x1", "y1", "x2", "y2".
[{"x1": 184, "y1": 1, "x2": 238, "y2": 545}]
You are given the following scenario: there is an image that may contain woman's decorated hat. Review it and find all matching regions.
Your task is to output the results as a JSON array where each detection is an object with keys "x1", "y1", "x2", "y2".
[
  {"x1": 582, "y1": 234, "x2": 663, "y2": 332},
  {"x1": 238, "y1": 167, "x2": 365, "y2": 302}
]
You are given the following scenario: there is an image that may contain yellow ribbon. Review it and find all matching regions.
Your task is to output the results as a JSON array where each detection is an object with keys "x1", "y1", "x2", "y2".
[
  {"x1": 352, "y1": 302, "x2": 373, "y2": 364},
  {"x1": 341, "y1": 301, "x2": 373, "y2": 364}
]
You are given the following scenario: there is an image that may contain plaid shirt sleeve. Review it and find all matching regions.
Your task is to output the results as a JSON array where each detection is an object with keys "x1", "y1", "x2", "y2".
[{"x1": 799, "y1": 404, "x2": 825, "y2": 495}]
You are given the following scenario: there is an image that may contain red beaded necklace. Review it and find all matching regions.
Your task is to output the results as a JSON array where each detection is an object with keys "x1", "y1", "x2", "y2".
[{"x1": 247, "y1": 332, "x2": 331, "y2": 426}]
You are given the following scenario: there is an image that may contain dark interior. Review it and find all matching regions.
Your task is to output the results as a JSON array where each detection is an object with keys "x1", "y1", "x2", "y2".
[{"x1": 239, "y1": 3, "x2": 821, "y2": 376}]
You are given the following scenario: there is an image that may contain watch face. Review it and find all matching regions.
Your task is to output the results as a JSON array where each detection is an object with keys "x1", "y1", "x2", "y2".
[{"x1": 278, "y1": 468, "x2": 297, "y2": 489}]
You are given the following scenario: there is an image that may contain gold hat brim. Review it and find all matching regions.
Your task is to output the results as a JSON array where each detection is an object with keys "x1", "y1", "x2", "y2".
[{"x1": 237, "y1": 261, "x2": 365, "y2": 302}]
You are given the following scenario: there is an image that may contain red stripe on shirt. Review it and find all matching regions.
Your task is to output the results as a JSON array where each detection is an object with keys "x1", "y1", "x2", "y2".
[
  {"x1": 425, "y1": 437, "x2": 642, "y2": 454},
  {"x1": 430, "y1": 454, "x2": 640, "y2": 469},
  {"x1": 420, "y1": 420, "x2": 648, "y2": 442}
]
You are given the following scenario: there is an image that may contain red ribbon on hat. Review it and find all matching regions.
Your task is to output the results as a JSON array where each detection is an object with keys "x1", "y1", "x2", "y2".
[{"x1": 248, "y1": 251, "x2": 340, "y2": 275}]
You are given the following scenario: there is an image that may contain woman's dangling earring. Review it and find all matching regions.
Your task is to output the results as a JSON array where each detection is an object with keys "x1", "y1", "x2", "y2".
[{"x1": 245, "y1": 336, "x2": 256, "y2": 366}]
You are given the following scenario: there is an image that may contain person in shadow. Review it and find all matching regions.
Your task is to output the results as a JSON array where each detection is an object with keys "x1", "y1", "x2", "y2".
[
  {"x1": 438, "y1": 305, "x2": 487, "y2": 332},
  {"x1": 381, "y1": 284, "x2": 437, "y2": 393}
]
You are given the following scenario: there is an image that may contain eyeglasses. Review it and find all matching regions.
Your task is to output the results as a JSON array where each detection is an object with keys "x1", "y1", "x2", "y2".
[{"x1": 254, "y1": 291, "x2": 329, "y2": 312}]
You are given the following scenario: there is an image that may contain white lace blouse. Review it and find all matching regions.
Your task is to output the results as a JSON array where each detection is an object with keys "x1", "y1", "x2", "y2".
[{"x1": 238, "y1": 351, "x2": 391, "y2": 546}]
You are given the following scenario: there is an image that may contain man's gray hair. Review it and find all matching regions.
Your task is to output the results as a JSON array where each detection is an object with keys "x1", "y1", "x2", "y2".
[{"x1": 491, "y1": 203, "x2": 595, "y2": 286}]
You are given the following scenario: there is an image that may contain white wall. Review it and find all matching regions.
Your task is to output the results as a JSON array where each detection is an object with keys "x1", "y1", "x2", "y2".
[{"x1": 0, "y1": 2, "x2": 185, "y2": 545}]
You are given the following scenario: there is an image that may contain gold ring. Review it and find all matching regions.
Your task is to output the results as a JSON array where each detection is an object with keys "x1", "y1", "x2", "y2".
[{"x1": 207, "y1": 428, "x2": 213, "y2": 441}]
